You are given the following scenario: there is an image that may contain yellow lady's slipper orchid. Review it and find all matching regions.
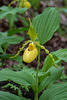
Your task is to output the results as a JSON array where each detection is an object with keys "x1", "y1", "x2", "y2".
[
  {"x1": 10, "y1": 18, "x2": 58, "y2": 69},
  {"x1": 19, "y1": 0, "x2": 31, "y2": 8},
  {"x1": 23, "y1": 43, "x2": 38, "y2": 63},
  {"x1": 22, "y1": 0, "x2": 31, "y2": 8}
]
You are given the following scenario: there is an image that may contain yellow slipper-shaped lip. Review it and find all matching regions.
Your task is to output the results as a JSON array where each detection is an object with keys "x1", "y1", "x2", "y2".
[{"x1": 23, "y1": 45, "x2": 38, "y2": 63}]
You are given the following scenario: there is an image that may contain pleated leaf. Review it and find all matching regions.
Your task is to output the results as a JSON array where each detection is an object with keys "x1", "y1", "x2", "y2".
[
  {"x1": 42, "y1": 54, "x2": 58, "y2": 72},
  {"x1": 42, "y1": 55, "x2": 53, "y2": 72},
  {"x1": 39, "y1": 67, "x2": 63, "y2": 93},
  {"x1": 52, "y1": 49, "x2": 67, "y2": 63},
  {"x1": 42, "y1": 49, "x2": 67, "y2": 72},
  {"x1": 0, "y1": 91, "x2": 31, "y2": 100},
  {"x1": 0, "y1": 69, "x2": 35, "y2": 87},
  {"x1": 22, "y1": 66, "x2": 50, "y2": 82},
  {"x1": 0, "y1": 32, "x2": 24, "y2": 45},
  {"x1": 39, "y1": 83, "x2": 67, "y2": 100},
  {"x1": 0, "y1": 36, "x2": 24, "y2": 45},
  {"x1": 8, "y1": 27, "x2": 29, "y2": 36},
  {"x1": 0, "y1": 54, "x2": 23, "y2": 63},
  {"x1": 32, "y1": 7, "x2": 60, "y2": 45},
  {"x1": 0, "y1": 6, "x2": 27, "y2": 19}
]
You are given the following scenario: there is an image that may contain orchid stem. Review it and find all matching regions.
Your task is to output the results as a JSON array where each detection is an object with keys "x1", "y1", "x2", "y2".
[{"x1": 35, "y1": 47, "x2": 40, "y2": 100}]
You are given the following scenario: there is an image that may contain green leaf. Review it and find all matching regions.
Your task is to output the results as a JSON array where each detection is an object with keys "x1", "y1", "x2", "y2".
[
  {"x1": 52, "y1": 49, "x2": 67, "y2": 63},
  {"x1": 38, "y1": 71, "x2": 50, "y2": 83},
  {"x1": 0, "y1": 6, "x2": 28, "y2": 28},
  {"x1": 22, "y1": 66, "x2": 50, "y2": 82},
  {"x1": 8, "y1": 27, "x2": 29, "y2": 36},
  {"x1": 60, "y1": 72, "x2": 67, "y2": 80},
  {"x1": 0, "y1": 6, "x2": 12, "y2": 11},
  {"x1": 22, "y1": 66, "x2": 50, "y2": 92},
  {"x1": 0, "y1": 54, "x2": 13, "y2": 61},
  {"x1": 39, "y1": 67, "x2": 63, "y2": 93},
  {"x1": 10, "y1": 56, "x2": 23, "y2": 63},
  {"x1": 42, "y1": 55, "x2": 53, "y2": 72},
  {"x1": 6, "y1": 14, "x2": 16, "y2": 28},
  {"x1": 42, "y1": 54, "x2": 58, "y2": 72},
  {"x1": 27, "y1": 18, "x2": 37, "y2": 41},
  {"x1": 0, "y1": 69, "x2": 35, "y2": 87},
  {"x1": 0, "y1": 36, "x2": 24, "y2": 45},
  {"x1": 0, "y1": 54, "x2": 23, "y2": 63},
  {"x1": 22, "y1": 66, "x2": 36, "y2": 76},
  {"x1": 42, "y1": 49, "x2": 67, "y2": 72},
  {"x1": 0, "y1": 91, "x2": 31, "y2": 100},
  {"x1": 32, "y1": 7, "x2": 60, "y2": 45},
  {"x1": 0, "y1": 32, "x2": 24, "y2": 45},
  {"x1": 29, "y1": 0, "x2": 40, "y2": 8},
  {"x1": 39, "y1": 83, "x2": 67, "y2": 100},
  {"x1": 0, "y1": 6, "x2": 28, "y2": 19},
  {"x1": 0, "y1": 32, "x2": 7, "y2": 37}
]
